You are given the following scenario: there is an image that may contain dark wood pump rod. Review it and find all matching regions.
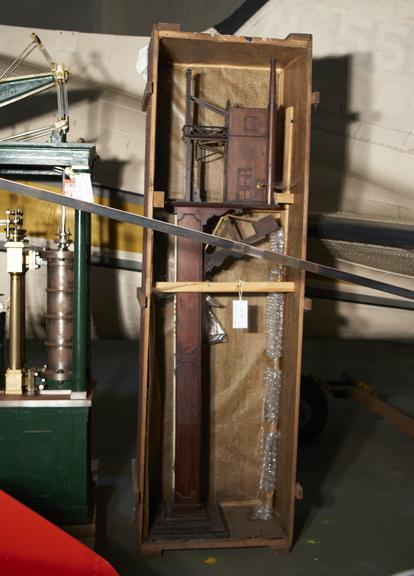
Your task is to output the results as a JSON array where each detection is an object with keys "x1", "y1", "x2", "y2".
[{"x1": 266, "y1": 58, "x2": 278, "y2": 205}]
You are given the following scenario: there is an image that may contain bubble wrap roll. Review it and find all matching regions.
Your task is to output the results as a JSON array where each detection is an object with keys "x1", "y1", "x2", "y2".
[
  {"x1": 263, "y1": 366, "x2": 282, "y2": 423},
  {"x1": 266, "y1": 293, "x2": 284, "y2": 360}
]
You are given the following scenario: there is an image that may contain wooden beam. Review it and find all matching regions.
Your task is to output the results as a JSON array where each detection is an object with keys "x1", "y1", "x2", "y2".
[
  {"x1": 154, "y1": 281, "x2": 296, "y2": 293},
  {"x1": 273, "y1": 192, "x2": 294, "y2": 204},
  {"x1": 282, "y1": 106, "x2": 294, "y2": 193},
  {"x1": 152, "y1": 191, "x2": 165, "y2": 208},
  {"x1": 350, "y1": 388, "x2": 414, "y2": 438}
]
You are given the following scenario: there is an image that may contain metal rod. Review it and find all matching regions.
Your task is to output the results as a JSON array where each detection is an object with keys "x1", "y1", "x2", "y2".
[
  {"x1": 85, "y1": 212, "x2": 91, "y2": 380},
  {"x1": 0, "y1": 81, "x2": 56, "y2": 109},
  {"x1": 0, "y1": 124, "x2": 57, "y2": 142},
  {"x1": 1, "y1": 177, "x2": 414, "y2": 302},
  {"x1": 184, "y1": 68, "x2": 193, "y2": 201},
  {"x1": 72, "y1": 210, "x2": 87, "y2": 393},
  {"x1": 61, "y1": 206, "x2": 66, "y2": 234},
  {"x1": 9, "y1": 272, "x2": 24, "y2": 370},
  {"x1": 0, "y1": 38, "x2": 38, "y2": 80},
  {"x1": 33, "y1": 33, "x2": 54, "y2": 67},
  {"x1": 266, "y1": 58, "x2": 277, "y2": 205}
]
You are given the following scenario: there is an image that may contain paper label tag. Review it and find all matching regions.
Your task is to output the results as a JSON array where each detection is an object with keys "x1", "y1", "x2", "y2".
[
  {"x1": 232, "y1": 299, "x2": 248, "y2": 329},
  {"x1": 63, "y1": 173, "x2": 94, "y2": 202}
]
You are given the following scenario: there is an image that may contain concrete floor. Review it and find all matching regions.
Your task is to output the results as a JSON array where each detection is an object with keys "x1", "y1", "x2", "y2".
[{"x1": 81, "y1": 338, "x2": 414, "y2": 576}]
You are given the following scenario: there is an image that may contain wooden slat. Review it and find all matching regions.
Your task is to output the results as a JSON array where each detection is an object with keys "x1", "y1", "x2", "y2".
[
  {"x1": 154, "y1": 281, "x2": 295, "y2": 293},
  {"x1": 141, "y1": 81, "x2": 153, "y2": 113},
  {"x1": 153, "y1": 191, "x2": 165, "y2": 208},
  {"x1": 275, "y1": 37, "x2": 312, "y2": 550},
  {"x1": 274, "y1": 192, "x2": 294, "y2": 204},
  {"x1": 158, "y1": 30, "x2": 310, "y2": 68},
  {"x1": 283, "y1": 106, "x2": 294, "y2": 192},
  {"x1": 136, "y1": 25, "x2": 160, "y2": 548}
]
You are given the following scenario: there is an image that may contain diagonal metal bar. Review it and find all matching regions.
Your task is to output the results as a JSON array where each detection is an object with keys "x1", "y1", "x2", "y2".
[{"x1": 1, "y1": 177, "x2": 414, "y2": 301}]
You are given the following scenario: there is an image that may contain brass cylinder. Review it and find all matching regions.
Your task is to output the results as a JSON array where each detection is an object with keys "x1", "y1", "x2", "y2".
[
  {"x1": 44, "y1": 249, "x2": 73, "y2": 382},
  {"x1": 9, "y1": 272, "x2": 24, "y2": 370}
]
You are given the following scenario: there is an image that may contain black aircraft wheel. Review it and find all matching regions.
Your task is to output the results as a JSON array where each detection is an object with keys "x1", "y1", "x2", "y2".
[{"x1": 299, "y1": 375, "x2": 328, "y2": 443}]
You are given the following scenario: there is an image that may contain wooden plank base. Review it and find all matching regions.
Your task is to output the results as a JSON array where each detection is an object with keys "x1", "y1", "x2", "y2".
[
  {"x1": 149, "y1": 501, "x2": 228, "y2": 540},
  {"x1": 141, "y1": 504, "x2": 288, "y2": 555}
]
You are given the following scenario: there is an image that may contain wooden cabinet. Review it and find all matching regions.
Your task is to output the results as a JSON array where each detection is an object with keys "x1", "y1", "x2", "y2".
[{"x1": 136, "y1": 23, "x2": 312, "y2": 553}]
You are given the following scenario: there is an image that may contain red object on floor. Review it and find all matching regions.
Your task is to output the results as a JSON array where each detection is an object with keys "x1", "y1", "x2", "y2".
[{"x1": 0, "y1": 490, "x2": 119, "y2": 576}]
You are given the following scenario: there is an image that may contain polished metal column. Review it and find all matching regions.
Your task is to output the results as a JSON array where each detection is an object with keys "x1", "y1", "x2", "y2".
[
  {"x1": 44, "y1": 248, "x2": 73, "y2": 386},
  {"x1": 9, "y1": 272, "x2": 24, "y2": 371}
]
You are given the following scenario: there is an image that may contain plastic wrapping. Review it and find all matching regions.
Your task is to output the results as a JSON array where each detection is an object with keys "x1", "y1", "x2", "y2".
[
  {"x1": 254, "y1": 367, "x2": 282, "y2": 520},
  {"x1": 207, "y1": 308, "x2": 227, "y2": 344},
  {"x1": 254, "y1": 226, "x2": 285, "y2": 520},
  {"x1": 269, "y1": 228, "x2": 285, "y2": 257},
  {"x1": 266, "y1": 228, "x2": 285, "y2": 359},
  {"x1": 259, "y1": 431, "x2": 280, "y2": 492},
  {"x1": 262, "y1": 366, "x2": 282, "y2": 424},
  {"x1": 206, "y1": 295, "x2": 227, "y2": 345},
  {"x1": 266, "y1": 293, "x2": 284, "y2": 360}
]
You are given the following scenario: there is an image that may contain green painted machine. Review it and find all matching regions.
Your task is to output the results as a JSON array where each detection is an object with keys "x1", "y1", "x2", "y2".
[{"x1": 0, "y1": 34, "x2": 96, "y2": 524}]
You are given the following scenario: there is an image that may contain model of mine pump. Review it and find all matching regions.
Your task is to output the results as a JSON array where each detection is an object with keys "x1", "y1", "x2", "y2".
[
  {"x1": 135, "y1": 25, "x2": 312, "y2": 553},
  {"x1": 0, "y1": 34, "x2": 96, "y2": 524}
]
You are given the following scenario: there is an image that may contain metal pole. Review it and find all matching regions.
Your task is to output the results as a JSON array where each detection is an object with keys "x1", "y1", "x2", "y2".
[
  {"x1": 2, "y1": 177, "x2": 414, "y2": 303},
  {"x1": 184, "y1": 68, "x2": 193, "y2": 201},
  {"x1": 9, "y1": 272, "x2": 23, "y2": 370},
  {"x1": 72, "y1": 210, "x2": 87, "y2": 393},
  {"x1": 85, "y1": 212, "x2": 91, "y2": 381}
]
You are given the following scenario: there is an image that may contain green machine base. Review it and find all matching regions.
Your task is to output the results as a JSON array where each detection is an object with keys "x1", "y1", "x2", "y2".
[{"x1": 0, "y1": 399, "x2": 91, "y2": 525}]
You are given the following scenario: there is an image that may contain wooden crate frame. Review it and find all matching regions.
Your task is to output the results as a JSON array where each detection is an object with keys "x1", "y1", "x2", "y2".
[{"x1": 136, "y1": 23, "x2": 312, "y2": 554}]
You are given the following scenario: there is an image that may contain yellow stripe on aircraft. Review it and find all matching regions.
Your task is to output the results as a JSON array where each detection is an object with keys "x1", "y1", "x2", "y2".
[{"x1": 0, "y1": 180, "x2": 144, "y2": 255}]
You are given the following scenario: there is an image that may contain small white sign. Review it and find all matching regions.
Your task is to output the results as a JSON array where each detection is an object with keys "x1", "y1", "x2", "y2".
[
  {"x1": 63, "y1": 173, "x2": 94, "y2": 202},
  {"x1": 232, "y1": 299, "x2": 248, "y2": 329}
]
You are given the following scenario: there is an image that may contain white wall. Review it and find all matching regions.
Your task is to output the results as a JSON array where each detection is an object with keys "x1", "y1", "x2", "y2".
[{"x1": 238, "y1": 0, "x2": 414, "y2": 223}]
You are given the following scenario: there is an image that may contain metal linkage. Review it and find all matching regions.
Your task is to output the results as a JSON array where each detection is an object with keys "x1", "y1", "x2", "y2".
[
  {"x1": 0, "y1": 124, "x2": 59, "y2": 143},
  {"x1": 0, "y1": 34, "x2": 69, "y2": 143},
  {"x1": 0, "y1": 34, "x2": 42, "y2": 80},
  {"x1": 0, "y1": 33, "x2": 54, "y2": 81},
  {"x1": 1, "y1": 177, "x2": 414, "y2": 302}
]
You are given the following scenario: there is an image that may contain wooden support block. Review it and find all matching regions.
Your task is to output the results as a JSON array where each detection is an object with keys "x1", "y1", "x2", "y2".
[
  {"x1": 304, "y1": 297, "x2": 312, "y2": 311},
  {"x1": 154, "y1": 22, "x2": 181, "y2": 31},
  {"x1": 295, "y1": 482, "x2": 304, "y2": 501},
  {"x1": 312, "y1": 91, "x2": 320, "y2": 107},
  {"x1": 142, "y1": 81, "x2": 153, "y2": 112},
  {"x1": 282, "y1": 106, "x2": 294, "y2": 193},
  {"x1": 154, "y1": 281, "x2": 296, "y2": 294},
  {"x1": 153, "y1": 191, "x2": 165, "y2": 208},
  {"x1": 273, "y1": 192, "x2": 294, "y2": 204},
  {"x1": 136, "y1": 287, "x2": 148, "y2": 308}
]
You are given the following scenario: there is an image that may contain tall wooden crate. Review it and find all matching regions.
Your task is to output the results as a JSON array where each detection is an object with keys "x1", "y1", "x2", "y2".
[{"x1": 136, "y1": 24, "x2": 312, "y2": 553}]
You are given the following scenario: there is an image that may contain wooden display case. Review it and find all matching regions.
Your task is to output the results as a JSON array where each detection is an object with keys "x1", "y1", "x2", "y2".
[{"x1": 136, "y1": 23, "x2": 312, "y2": 554}]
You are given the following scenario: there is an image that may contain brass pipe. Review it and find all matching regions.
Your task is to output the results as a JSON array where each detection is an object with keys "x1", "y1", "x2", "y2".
[{"x1": 9, "y1": 272, "x2": 24, "y2": 370}]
